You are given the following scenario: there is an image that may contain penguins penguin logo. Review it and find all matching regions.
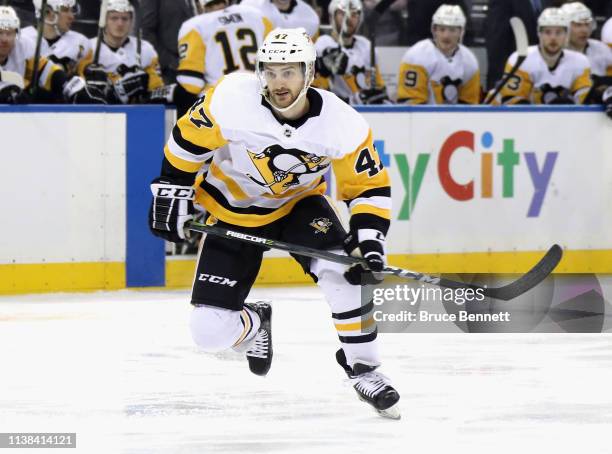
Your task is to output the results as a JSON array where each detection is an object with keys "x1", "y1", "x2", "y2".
[
  {"x1": 247, "y1": 145, "x2": 330, "y2": 194},
  {"x1": 309, "y1": 217, "x2": 333, "y2": 234}
]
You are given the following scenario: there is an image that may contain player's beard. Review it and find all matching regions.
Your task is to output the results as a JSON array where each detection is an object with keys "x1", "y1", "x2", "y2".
[
  {"x1": 270, "y1": 86, "x2": 298, "y2": 109},
  {"x1": 542, "y1": 40, "x2": 562, "y2": 56}
]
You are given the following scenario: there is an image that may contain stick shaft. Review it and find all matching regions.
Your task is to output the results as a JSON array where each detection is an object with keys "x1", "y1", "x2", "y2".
[
  {"x1": 186, "y1": 221, "x2": 561, "y2": 301},
  {"x1": 30, "y1": 0, "x2": 48, "y2": 96}
]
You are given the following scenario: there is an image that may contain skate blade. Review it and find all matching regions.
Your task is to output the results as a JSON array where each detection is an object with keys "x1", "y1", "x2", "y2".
[
  {"x1": 358, "y1": 396, "x2": 401, "y2": 420},
  {"x1": 377, "y1": 403, "x2": 401, "y2": 420}
]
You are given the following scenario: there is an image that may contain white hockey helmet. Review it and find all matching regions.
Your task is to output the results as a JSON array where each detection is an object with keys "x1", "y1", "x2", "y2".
[
  {"x1": 107, "y1": 0, "x2": 134, "y2": 15},
  {"x1": 432, "y1": 4, "x2": 466, "y2": 28},
  {"x1": 328, "y1": 0, "x2": 363, "y2": 36},
  {"x1": 256, "y1": 28, "x2": 316, "y2": 112},
  {"x1": 33, "y1": 0, "x2": 80, "y2": 17},
  {"x1": 0, "y1": 6, "x2": 20, "y2": 31},
  {"x1": 561, "y1": 2, "x2": 595, "y2": 31},
  {"x1": 537, "y1": 8, "x2": 569, "y2": 30}
]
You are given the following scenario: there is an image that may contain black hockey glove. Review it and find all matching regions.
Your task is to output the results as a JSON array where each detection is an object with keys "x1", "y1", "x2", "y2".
[
  {"x1": 83, "y1": 64, "x2": 108, "y2": 83},
  {"x1": 320, "y1": 46, "x2": 349, "y2": 76},
  {"x1": 149, "y1": 177, "x2": 195, "y2": 243},
  {"x1": 0, "y1": 83, "x2": 26, "y2": 104},
  {"x1": 603, "y1": 87, "x2": 612, "y2": 120},
  {"x1": 343, "y1": 228, "x2": 386, "y2": 285},
  {"x1": 62, "y1": 76, "x2": 107, "y2": 104},
  {"x1": 148, "y1": 83, "x2": 176, "y2": 104},
  {"x1": 357, "y1": 87, "x2": 391, "y2": 105},
  {"x1": 114, "y1": 70, "x2": 149, "y2": 103}
]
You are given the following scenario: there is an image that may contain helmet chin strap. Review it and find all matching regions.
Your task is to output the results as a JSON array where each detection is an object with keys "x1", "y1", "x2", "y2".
[{"x1": 264, "y1": 83, "x2": 309, "y2": 113}]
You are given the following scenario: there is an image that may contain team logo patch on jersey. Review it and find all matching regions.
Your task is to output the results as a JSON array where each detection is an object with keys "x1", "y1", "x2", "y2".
[
  {"x1": 246, "y1": 145, "x2": 330, "y2": 195},
  {"x1": 310, "y1": 217, "x2": 333, "y2": 234}
]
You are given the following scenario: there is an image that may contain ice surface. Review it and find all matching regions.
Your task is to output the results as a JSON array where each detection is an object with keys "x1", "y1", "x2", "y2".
[{"x1": 1, "y1": 287, "x2": 611, "y2": 454}]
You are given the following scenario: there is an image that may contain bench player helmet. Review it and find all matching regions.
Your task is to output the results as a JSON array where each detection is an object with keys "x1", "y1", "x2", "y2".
[
  {"x1": 561, "y1": 2, "x2": 595, "y2": 32},
  {"x1": 256, "y1": 28, "x2": 317, "y2": 112},
  {"x1": 33, "y1": 0, "x2": 80, "y2": 18},
  {"x1": 107, "y1": 0, "x2": 134, "y2": 15},
  {"x1": 0, "y1": 6, "x2": 20, "y2": 31},
  {"x1": 431, "y1": 4, "x2": 466, "y2": 40},
  {"x1": 538, "y1": 8, "x2": 569, "y2": 31},
  {"x1": 328, "y1": 0, "x2": 363, "y2": 36}
]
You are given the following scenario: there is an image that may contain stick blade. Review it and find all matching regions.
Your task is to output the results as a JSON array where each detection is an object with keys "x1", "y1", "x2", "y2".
[
  {"x1": 484, "y1": 244, "x2": 563, "y2": 301},
  {"x1": 510, "y1": 17, "x2": 529, "y2": 57}
]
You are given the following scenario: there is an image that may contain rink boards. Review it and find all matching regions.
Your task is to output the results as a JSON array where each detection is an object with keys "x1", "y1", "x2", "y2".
[{"x1": 0, "y1": 105, "x2": 610, "y2": 293}]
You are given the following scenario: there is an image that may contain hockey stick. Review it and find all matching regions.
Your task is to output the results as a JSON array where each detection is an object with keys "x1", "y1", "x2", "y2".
[
  {"x1": 30, "y1": 0, "x2": 48, "y2": 97},
  {"x1": 365, "y1": 0, "x2": 394, "y2": 90},
  {"x1": 93, "y1": 0, "x2": 109, "y2": 65},
  {"x1": 186, "y1": 221, "x2": 563, "y2": 301},
  {"x1": 483, "y1": 17, "x2": 528, "y2": 105}
]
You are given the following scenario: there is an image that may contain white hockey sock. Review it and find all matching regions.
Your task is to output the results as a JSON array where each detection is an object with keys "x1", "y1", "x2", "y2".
[
  {"x1": 190, "y1": 305, "x2": 260, "y2": 352},
  {"x1": 311, "y1": 252, "x2": 381, "y2": 368}
]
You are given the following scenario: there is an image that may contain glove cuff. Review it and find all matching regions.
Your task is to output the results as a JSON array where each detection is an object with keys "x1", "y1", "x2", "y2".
[{"x1": 150, "y1": 177, "x2": 195, "y2": 200}]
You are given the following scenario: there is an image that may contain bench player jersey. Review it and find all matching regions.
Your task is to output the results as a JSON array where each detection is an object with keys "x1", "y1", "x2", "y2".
[
  {"x1": 499, "y1": 45, "x2": 592, "y2": 104},
  {"x1": 163, "y1": 72, "x2": 391, "y2": 227},
  {"x1": 241, "y1": 0, "x2": 319, "y2": 39},
  {"x1": 313, "y1": 34, "x2": 385, "y2": 103},
  {"x1": 0, "y1": 37, "x2": 61, "y2": 91},
  {"x1": 79, "y1": 37, "x2": 163, "y2": 90},
  {"x1": 602, "y1": 17, "x2": 612, "y2": 48},
  {"x1": 177, "y1": 5, "x2": 273, "y2": 96},
  {"x1": 582, "y1": 39, "x2": 612, "y2": 77},
  {"x1": 21, "y1": 26, "x2": 90, "y2": 75},
  {"x1": 396, "y1": 39, "x2": 480, "y2": 104}
]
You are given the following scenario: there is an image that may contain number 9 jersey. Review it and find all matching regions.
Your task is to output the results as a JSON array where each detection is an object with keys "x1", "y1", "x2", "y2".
[
  {"x1": 176, "y1": 4, "x2": 274, "y2": 97},
  {"x1": 396, "y1": 39, "x2": 480, "y2": 105}
]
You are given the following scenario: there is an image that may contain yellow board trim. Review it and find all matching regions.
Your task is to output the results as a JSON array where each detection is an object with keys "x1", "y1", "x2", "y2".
[
  {"x1": 0, "y1": 262, "x2": 125, "y2": 295},
  {"x1": 2, "y1": 249, "x2": 609, "y2": 294},
  {"x1": 166, "y1": 249, "x2": 612, "y2": 288}
]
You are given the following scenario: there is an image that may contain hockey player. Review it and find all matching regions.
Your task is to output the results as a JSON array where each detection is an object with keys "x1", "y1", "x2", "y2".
[
  {"x1": 497, "y1": 8, "x2": 592, "y2": 105},
  {"x1": 561, "y1": 2, "x2": 612, "y2": 113},
  {"x1": 0, "y1": 6, "x2": 103, "y2": 104},
  {"x1": 160, "y1": 0, "x2": 273, "y2": 117},
  {"x1": 313, "y1": 0, "x2": 390, "y2": 105},
  {"x1": 602, "y1": 16, "x2": 612, "y2": 48},
  {"x1": 562, "y1": 3, "x2": 612, "y2": 77},
  {"x1": 80, "y1": 0, "x2": 164, "y2": 104},
  {"x1": 149, "y1": 28, "x2": 400, "y2": 419},
  {"x1": 21, "y1": 0, "x2": 90, "y2": 77},
  {"x1": 241, "y1": 0, "x2": 319, "y2": 39},
  {"x1": 396, "y1": 4, "x2": 480, "y2": 104}
]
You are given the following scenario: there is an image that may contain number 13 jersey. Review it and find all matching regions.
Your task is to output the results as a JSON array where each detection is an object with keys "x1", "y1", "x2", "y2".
[{"x1": 177, "y1": 4, "x2": 273, "y2": 97}]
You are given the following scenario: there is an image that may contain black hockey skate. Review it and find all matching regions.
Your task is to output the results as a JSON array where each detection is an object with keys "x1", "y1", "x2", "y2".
[
  {"x1": 336, "y1": 349, "x2": 400, "y2": 419},
  {"x1": 243, "y1": 302, "x2": 272, "y2": 376}
]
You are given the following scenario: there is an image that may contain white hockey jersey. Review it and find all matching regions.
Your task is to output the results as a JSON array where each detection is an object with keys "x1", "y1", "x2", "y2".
[
  {"x1": 499, "y1": 45, "x2": 592, "y2": 104},
  {"x1": 602, "y1": 17, "x2": 612, "y2": 48},
  {"x1": 396, "y1": 39, "x2": 480, "y2": 104},
  {"x1": 313, "y1": 34, "x2": 385, "y2": 103},
  {"x1": 240, "y1": 0, "x2": 319, "y2": 39},
  {"x1": 582, "y1": 39, "x2": 612, "y2": 77},
  {"x1": 21, "y1": 26, "x2": 90, "y2": 75},
  {"x1": 79, "y1": 37, "x2": 163, "y2": 90},
  {"x1": 177, "y1": 4, "x2": 273, "y2": 95},
  {"x1": 0, "y1": 36, "x2": 61, "y2": 92},
  {"x1": 163, "y1": 72, "x2": 390, "y2": 227}
]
